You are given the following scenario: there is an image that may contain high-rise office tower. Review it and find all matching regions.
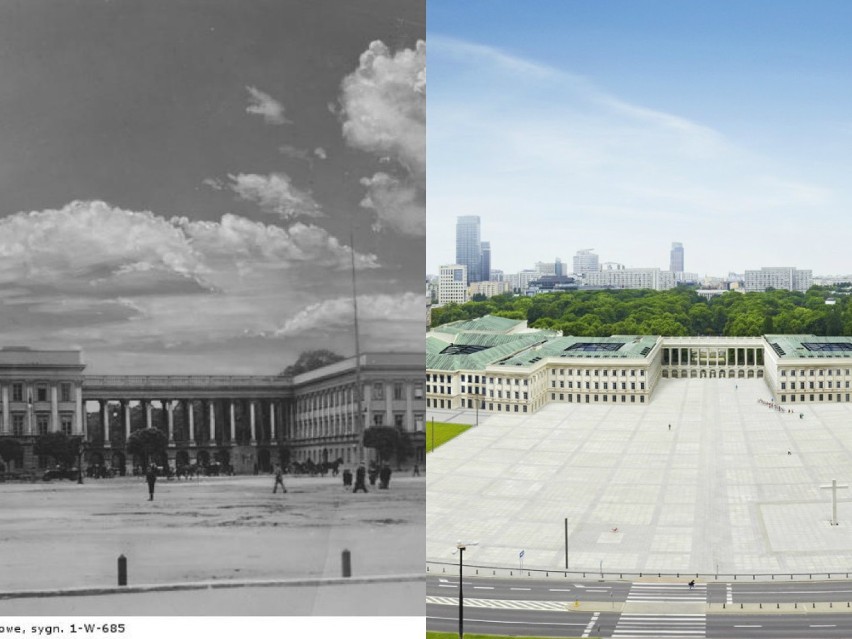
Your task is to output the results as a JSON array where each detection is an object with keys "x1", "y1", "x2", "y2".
[
  {"x1": 480, "y1": 241, "x2": 491, "y2": 282},
  {"x1": 573, "y1": 249, "x2": 599, "y2": 276},
  {"x1": 670, "y1": 242, "x2": 684, "y2": 274},
  {"x1": 456, "y1": 215, "x2": 482, "y2": 283}
]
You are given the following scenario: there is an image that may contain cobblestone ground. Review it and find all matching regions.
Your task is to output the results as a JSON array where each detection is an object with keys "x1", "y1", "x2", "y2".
[{"x1": 0, "y1": 474, "x2": 424, "y2": 591}]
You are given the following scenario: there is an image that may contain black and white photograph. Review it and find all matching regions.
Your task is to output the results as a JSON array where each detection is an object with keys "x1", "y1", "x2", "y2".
[{"x1": 0, "y1": 0, "x2": 424, "y2": 632}]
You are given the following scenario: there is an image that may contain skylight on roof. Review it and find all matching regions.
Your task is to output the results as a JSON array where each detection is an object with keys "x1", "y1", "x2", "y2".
[{"x1": 564, "y1": 342, "x2": 624, "y2": 353}]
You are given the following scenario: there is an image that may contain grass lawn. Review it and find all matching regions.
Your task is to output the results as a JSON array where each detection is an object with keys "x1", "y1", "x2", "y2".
[
  {"x1": 426, "y1": 421, "x2": 473, "y2": 452},
  {"x1": 426, "y1": 633, "x2": 591, "y2": 639}
]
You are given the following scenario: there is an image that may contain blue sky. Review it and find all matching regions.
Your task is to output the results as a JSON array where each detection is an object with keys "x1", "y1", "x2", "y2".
[
  {"x1": 0, "y1": 0, "x2": 424, "y2": 374},
  {"x1": 427, "y1": 1, "x2": 852, "y2": 277}
]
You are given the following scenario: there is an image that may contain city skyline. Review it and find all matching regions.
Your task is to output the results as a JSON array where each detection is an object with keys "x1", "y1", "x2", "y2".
[
  {"x1": 428, "y1": 1, "x2": 852, "y2": 277},
  {"x1": 0, "y1": 0, "x2": 424, "y2": 375}
]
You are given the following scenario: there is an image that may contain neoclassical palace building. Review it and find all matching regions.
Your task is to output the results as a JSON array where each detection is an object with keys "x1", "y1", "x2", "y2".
[
  {"x1": 427, "y1": 315, "x2": 852, "y2": 414},
  {"x1": 0, "y1": 348, "x2": 425, "y2": 474}
]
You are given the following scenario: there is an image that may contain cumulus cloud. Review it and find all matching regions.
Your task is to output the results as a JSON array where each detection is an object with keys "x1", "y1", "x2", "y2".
[
  {"x1": 271, "y1": 291, "x2": 423, "y2": 337},
  {"x1": 227, "y1": 172, "x2": 323, "y2": 219},
  {"x1": 340, "y1": 40, "x2": 426, "y2": 236},
  {"x1": 245, "y1": 86, "x2": 291, "y2": 125},
  {"x1": 314, "y1": 147, "x2": 327, "y2": 160},
  {"x1": 340, "y1": 40, "x2": 425, "y2": 176},
  {"x1": 202, "y1": 177, "x2": 225, "y2": 191},
  {"x1": 359, "y1": 173, "x2": 424, "y2": 235}
]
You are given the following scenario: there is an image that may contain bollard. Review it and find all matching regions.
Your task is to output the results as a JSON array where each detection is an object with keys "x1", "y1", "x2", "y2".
[
  {"x1": 341, "y1": 549, "x2": 352, "y2": 578},
  {"x1": 759, "y1": 603, "x2": 762, "y2": 609},
  {"x1": 117, "y1": 554, "x2": 127, "y2": 586},
  {"x1": 777, "y1": 603, "x2": 779, "y2": 609},
  {"x1": 476, "y1": 569, "x2": 479, "y2": 575}
]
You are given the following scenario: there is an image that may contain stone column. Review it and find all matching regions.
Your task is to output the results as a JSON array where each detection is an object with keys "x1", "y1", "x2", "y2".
[
  {"x1": 2, "y1": 385, "x2": 9, "y2": 434},
  {"x1": 406, "y1": 381, "x2": 414, "y2": 432},
  {"x1": 250, "y1": 401, "x2": 256, "y2": 443},
  {"x1": 385, "y1": 381, "x2": 393, "y2": 426},
  {"x1": 187, "y1": 400, "x2": 195, "y2": 444},
  {"x1": 269, "y1": 401, "x2": 276, "y2": 442},
  {"x1": 123, "y1": 400, "x2": 131, "y2": 439},
  {"x1": 208, "y1": 400, "x2": 216, "y2": 442},
  {"x1": 51, "y1": 385, "x2": 60, "y2": 433},
  {"x1": 166, "y1": 400, "x2": 174, "y2": 444},
  {"x1": 101, "y1": 400, "x2": 110, "y2": 446},
  {"x1": 229, "y1": 400, "x2": 236, "y2": 442},
  {"x1": 144, "y1": 400, "x2": 152, "y2": 430},
  {"x1": 75, "y1": 386, "x2": 84, "y2": 436}
]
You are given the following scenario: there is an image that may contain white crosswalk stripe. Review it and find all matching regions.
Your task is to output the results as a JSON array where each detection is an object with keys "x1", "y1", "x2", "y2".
[
  {"x1": 613, "y1": 613, "x2": 706, "y2": 637},
  {"x1": 625, "y1": 581, "x2": 707, "y2": 603},
  {"x1": 426, "y1": 595, "x2": 571, "y2": 611}
]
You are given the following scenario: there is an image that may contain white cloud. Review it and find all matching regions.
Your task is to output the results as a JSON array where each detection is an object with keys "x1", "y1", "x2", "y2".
[
  {"x1": 245, "y1": 85, "x2": 291, "y2": 125},
  {"x1": 359, "y1": 172, "x2": 424, "y2": 235},
  {"x1": 271, "y1": 291, "x2": 423, "y2": 339},
  {"x1": 340, "y1": 40, "x2": 425, "y2": 176},
  {"x1": 340, "y1": 40, "x2": 426, "y2": 236},
  {"x1": 227, "y1": 172, "x2": 323, "y2": 219},
  {"x1": 314, "y1": 147, "x2": 327, "y2": 160},
  {"x1": 202, "y1": 177, "x2": 225, "y2": 191}
]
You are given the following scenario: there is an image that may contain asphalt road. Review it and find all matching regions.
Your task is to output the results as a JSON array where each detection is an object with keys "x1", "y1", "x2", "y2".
[{"x1": 426, "y1": 574, "x2": 852, "y2": 638}]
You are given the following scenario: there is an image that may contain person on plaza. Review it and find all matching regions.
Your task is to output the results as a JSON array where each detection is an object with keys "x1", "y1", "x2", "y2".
[
  {"x1": 368, "y1": 462, "x2": 379, "y2": 486},
  {"x1": 379, "y1": 463, "x2": 392, "y2": 489},
  {"x1": 145, "y1": 464, "x2": 157, "y2": 501},
  {"x1": 412, "y1": 463, "x2": 420, "y2": 477},
  {"x1": 273, "y1": 464, "x2": 287, "y2": 494},
  {"x1": 688, "y1": 579, "x2": 695, "y2": 589},
  {"x1": 353, "y1": 462, "x2": 368, "y2": 493},
  {"x1": 342, "y1": 467, "x2": 353, "y2": 488}
]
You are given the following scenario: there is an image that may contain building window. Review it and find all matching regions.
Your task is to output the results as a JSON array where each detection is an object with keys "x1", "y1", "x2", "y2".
[
  {"x1": 373, "y1": 414, "x2": 383, "y2": 427},
  {"x1": 371, "y1": 383, "x2": 384, "y2": 400},
  {"x1": 12, "y1": 383, "x2": 23, "y2": 402},
  {"x1": 61, "y1": 415, "x2": 73, "y2": 435},
  {"x1": 394, "y1": 413, "x2": 404, "y2": 428},
  {"x1": 393, "y1": 383, "x2": 404, "y2": 400},
  {"x1": 37, "y1": 413, "x2": 49, "y2": 435},
  {"x1": 36, "y1": 385, "x2": 48, "y2": 403},
  {"x1": 413, "y1": 384, "x2": 423, "y2": 399},
  {"x1": 12, "y1": 414, "x2": 24, "y2": 436}
]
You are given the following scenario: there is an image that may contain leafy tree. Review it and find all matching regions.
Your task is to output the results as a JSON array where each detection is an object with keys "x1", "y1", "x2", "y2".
[
  {"x1": 0, "y1": 438, "x2": 23, "y2": 467},
  {"x1": 281, "y1": 350, "x2": 345, "y2": 376},
  {"x1": 125, "y1": 428, "x2": 167, "y2": 468},
  {"x1": 362, "y1": 426, "x2": 400, "y2": 464},
  {"x1": 33, "y1": 432, "x2": 77, "y2": 468},
  {"x1": 393, "y1": 428, "x2": 414, "y2": 469}
]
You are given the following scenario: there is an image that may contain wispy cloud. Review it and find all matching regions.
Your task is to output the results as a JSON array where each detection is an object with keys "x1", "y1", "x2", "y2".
[
  {"x1": 227, "y1": 172, "x2": 323, "y2": 219},
  {"x1": 245, "y1": 85, "x2": 291, "y2": 125}
]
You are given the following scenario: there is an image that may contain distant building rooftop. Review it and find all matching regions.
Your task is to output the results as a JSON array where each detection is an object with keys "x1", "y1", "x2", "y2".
[{"x1": 765, "y1": 335, "x2": 852, "y2": 359}]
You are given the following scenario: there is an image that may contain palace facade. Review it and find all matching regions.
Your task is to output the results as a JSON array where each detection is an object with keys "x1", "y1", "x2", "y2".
[
  {"x1": 0, "y1": 348, "x2": 425, "y2": 474},
  {"x1": 427, "y1": 315, "x2": 852, "y2": 414}
]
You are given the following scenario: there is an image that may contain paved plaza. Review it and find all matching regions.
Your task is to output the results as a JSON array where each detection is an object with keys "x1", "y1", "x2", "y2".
[
  {"x1": 427, "y1": 378, "x2": 852, "y2": 575},
  {"x1": 0, "y1": 473, "x2": 424, "y2": 614}
]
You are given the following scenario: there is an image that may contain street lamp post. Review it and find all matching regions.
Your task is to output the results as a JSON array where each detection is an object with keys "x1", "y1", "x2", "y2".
[{"x1": 457, "y1": 542, "x2": 465, "y2": 639}]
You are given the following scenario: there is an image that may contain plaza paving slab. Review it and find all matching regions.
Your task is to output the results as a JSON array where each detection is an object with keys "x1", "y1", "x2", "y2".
[
  {"x1": 0, "y1": 474, "x2": 424, "y2": 614},
  {"x1": 427, "y1": 378, "x2": 852, "y2": 575}
]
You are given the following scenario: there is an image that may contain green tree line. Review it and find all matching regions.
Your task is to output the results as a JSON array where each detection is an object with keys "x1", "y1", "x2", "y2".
[{"x1": 431, "y1": 285, "x2": 852, "y2": 337}]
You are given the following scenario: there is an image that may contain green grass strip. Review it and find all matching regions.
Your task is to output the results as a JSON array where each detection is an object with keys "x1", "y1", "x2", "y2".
[{"x1": 426, "y1": 421, "x2": 473, "y2": 453}]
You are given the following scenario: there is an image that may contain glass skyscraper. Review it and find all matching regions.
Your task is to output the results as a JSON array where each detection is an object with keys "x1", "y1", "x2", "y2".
[{"x1": 456, "y1": 215, "x2": 482, "y2": 284}]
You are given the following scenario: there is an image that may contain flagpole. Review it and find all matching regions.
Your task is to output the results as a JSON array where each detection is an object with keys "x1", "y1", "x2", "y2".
[{"x1": 350, "y1": 230, "x2": 364, "y2": 463}]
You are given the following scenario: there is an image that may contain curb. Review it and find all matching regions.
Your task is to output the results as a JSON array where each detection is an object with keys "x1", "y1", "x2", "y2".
[{"x1": 0, "y1": 573, "x2": 424, "y2": 600}]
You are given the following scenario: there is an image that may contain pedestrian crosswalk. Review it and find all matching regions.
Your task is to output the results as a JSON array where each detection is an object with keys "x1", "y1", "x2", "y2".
[
  {"x1": 613, "y1": 613, "x2": 706, "y2": 637},
  {"x1": 425, "y1": 595, "x2": 569, "y2": 612},
  {"x1": 625, "y1": 581, "x2": 707, "y2": 603}
]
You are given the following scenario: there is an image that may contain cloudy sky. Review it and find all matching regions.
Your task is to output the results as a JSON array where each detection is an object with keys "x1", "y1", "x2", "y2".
[
  {"x1": 0, "y1": 0, "x2": 424, "y2": 374},
  {"x1": 428, "y1": 1, "x2": 852, "y2": 278}
]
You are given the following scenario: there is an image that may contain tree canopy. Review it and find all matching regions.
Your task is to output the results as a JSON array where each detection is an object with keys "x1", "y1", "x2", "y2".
[
  {"x1": 431, "y1": 286, "x2": 852, "y2": 338},
  {"x1": 125, "y1": 428, "x2": 167, "y2": 468},
  {"x1": 363, "y1": 426, "x2": 399, "y2": 464},
  {"x1": 281, "y1": 349, "x2": 346, "y2": 376},
  {"x1": 33, "y1": 432, "x2": 79, "y2": 468}
]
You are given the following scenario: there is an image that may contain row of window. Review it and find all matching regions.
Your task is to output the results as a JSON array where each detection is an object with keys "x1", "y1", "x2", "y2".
[
  {"x1": 780, "y1": 394, "x2": 851, "y2": 403},
  {"x1": 549, "y1": 368, "x2": 645, "y2": 378},
  {"x1": 779, "y1": 369, "x2": 851, "y2": 377},
  {"x1": 780, "y1": 381, "x2": 850, "y2": 390},
  {"x1": 550, "y1": 393, "x2": 646, "y2": 404},
  {"x1": 3, "y1": 413, "x2": 74, "y2": 436},
  {"x1": 550, "y1": 380, "x2": 645, "y2": 391},
  {"x1": 297, "y1": 382, "x2": 424, "y2": 411},
  {"x1": 2, "y1": 382, "x2": 75, "y2": 403}
]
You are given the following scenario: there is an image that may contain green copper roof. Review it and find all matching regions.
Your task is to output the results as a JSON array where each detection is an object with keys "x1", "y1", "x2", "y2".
[
  {"x1": 426, "y1": 332, "x2": 550, "y2": 371},
  {"x1": 433, "y1": 314, "x2": 525, "y2": 334},
  {"x1": 765, "y1": 334, "x2": 852, "y2": 359},
  {"x1": 497, "y1": 335, "x2": 660, "y2": 367}
]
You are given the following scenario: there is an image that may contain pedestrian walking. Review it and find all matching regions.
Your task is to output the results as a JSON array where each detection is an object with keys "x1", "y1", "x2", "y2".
[
  {"x1": 353, "y1": 462, "x2": 368, "y2": 493},
  {"x1": 273, "y1": 464, "x2": 287, "y2": 493},
  {"x1": 412, "y1": 464, "x2": 420, "y2": 477},
  {"x1": 379, "y1": 463, "x2": 392, "y2": 489},
  {"x1": 688, "y1": 579, "x2": 695, "y2": 590},
  {"x1": 146, "y1": 464, "x2": 157, "y2": 501},
  {"x1": 668, "y1": 423, "x2": 671, "y2": 431},
  {"x1": 342, "y1": 467, "x2": 353, "y2": 488}
]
